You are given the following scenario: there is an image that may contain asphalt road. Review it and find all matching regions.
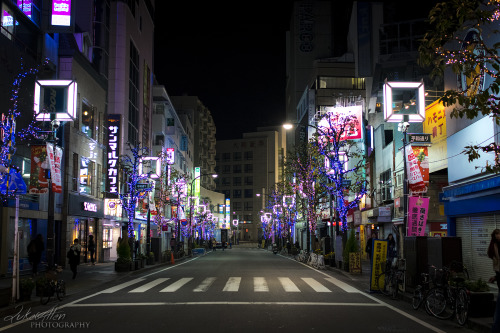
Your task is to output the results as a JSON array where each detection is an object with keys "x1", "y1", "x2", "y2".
[{"x1": 0, "y1": 248, "x2": 480, "y2": 333}]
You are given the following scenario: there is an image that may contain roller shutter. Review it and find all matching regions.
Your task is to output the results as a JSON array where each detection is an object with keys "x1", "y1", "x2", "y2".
[{"x1": 456, "y1": 215, "x2": 500, "y2": 282}]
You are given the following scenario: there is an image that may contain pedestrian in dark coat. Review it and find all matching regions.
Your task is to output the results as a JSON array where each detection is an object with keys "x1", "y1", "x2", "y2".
[
  {"x1": 68, "y1": 239, "x2": 82, "y2": 279},
  {"x1": 28, "y1": 234, "x2": 44, "y2": 276},
  {"x1": 88, "y1": 235, "x2": 96, "y2": 265}
]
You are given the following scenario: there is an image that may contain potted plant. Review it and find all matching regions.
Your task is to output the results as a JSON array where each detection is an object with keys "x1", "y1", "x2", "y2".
[
  {"x1": 35, "y1": 276, "x2": 49, "y2": 297},
  {"x1": 343, "y1": 229, "x2": 359, "y2": 272},
  {"x1": 324, "y1": 252, "x2": 335, "y2": 267},
  {"x1": 147, "y1": 252, "x2": 155, "y2": 265},
  {"x1": 19, "y1": 277, "x2": 35, "y2": 301},
  {"x1": 463, "y1": 279, "x2": 495, "y2": 317},
  {"x1": 138, "y1": 253, "x2": 147, "y2": 268},
  {"x1": 115, "y1": 235, "x2": 132, "y2": 272},
  {"x1": 163, "y1": 250, "x2": 172, "y2": 263}
]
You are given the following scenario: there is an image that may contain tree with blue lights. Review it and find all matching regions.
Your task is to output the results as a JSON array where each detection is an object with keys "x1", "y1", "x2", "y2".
[
  {"x1": 0, "y1": 59, "x2": 45, "y2": 199},
  {"x1": 119, "y1": 142, "x2": 154, "y2": 238}
]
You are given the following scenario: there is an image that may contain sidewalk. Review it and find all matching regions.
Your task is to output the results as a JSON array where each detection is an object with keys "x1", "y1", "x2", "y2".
[
  {"x1": 0, "y1": 259, "x2": 174, "y2": 318},
  {"x1": 322, "y1": 258, "x2": 494, "y2": 333}
]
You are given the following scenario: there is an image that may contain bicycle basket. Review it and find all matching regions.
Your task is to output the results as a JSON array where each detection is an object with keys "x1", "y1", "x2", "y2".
[{"x1": 433, "y1": 269, "x2": 447, "y2": 287}]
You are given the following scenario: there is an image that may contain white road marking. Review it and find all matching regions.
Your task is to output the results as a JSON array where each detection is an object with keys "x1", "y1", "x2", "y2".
[
  {"x1": 101, "y1": 278, "x2": 145, "y2": 293},
  {"x1": 66, "y1": 301, "x2": 384, "y2": 306},
  {"x1": 223, "y1": 277, "x2": 241, "y2": 292},
  {"x1": 129, "y1": 278, "x2": 169, "y2": 293},
  {"x1": 193, "y1": 277, "x2": 216, "y2": 292},
  {"x1": 254, "y1": 277, "x2": 269, "y2": 292},
  {"x1": 301, "y1": 278, "x2": 331, "y2": 292},
  {"x1": 278, "y1": 277, "x2": 300, "y2": 292},
  {"x1": 160, "y1": 278, "x2": 193, "y2": 292},
  {"x1": 324, "y1": 277, "x2": 359, "y2": 293}
]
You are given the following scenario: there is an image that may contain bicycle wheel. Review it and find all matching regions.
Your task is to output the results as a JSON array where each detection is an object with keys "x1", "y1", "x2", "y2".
[
  {"x1": 56, "y1": 280, "x2": 66, "y2": 301},
  {"x1": 412, "y1": 286, "x2": 423, "y2": 310},
  {"x1": 426, "y1": 288, "x2": 453, "y2": 319},
  {"x1": 40, "y1": 285, "x2": 52, "y2": 305},
  {"x1": 455, "y1": 288, "x2": 469, "y2": 326},
  {"x1": 377, "y1": 272, "x2": 392, "y2": 296}
]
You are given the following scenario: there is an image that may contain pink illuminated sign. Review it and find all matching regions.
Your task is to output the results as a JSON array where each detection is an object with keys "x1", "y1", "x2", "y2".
[{"x1": 51, "y1": 0, "x2": 71, "y2": 26}]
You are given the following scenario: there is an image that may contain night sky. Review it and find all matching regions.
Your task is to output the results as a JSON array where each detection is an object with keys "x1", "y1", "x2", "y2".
[
  {"x1": 152, "y1": 1, "x2": 436, "y2": 141},
  {"x1": 153, "y1": 2, "x2": 293, "y2": 140}
]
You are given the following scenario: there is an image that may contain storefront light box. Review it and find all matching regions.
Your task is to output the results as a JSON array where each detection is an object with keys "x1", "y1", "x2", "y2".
[
  {"x1": 34, "y1": 80, "x2": 77, "y2": 121},
  {"x1": 383, "y1": 81, "x2": 425, "y2": 123}
]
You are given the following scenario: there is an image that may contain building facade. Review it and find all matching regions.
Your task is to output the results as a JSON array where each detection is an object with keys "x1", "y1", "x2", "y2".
[{"x1": 216, "y1": 128, "x2": 286, "y2": 242}]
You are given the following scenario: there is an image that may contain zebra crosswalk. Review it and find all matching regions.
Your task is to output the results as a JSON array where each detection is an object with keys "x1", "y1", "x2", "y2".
[{"x1": 101, "y1": 276, "x2": 359, "y2": 294}]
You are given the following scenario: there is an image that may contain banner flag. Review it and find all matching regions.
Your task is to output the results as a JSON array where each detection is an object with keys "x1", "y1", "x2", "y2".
[
  {"x1": 405, "y1": 145, "x2": 426, "y2": 193},
  {"x1": 407, "y1": 196, "x2": 430, "y2": 236}
]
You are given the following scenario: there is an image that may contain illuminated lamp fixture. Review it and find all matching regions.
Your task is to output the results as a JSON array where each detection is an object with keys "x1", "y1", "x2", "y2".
[{"x1": 383, "y1": 81, "x2": 425, "y2": 123}]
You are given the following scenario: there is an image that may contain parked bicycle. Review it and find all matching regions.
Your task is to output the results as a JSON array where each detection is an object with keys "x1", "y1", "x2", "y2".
[
  {"x1": 40, "y1": 265, "x2": 66, "y2": 305},
  {"x1": 296, "y1": 250, "x2": 309, "y2": 263},
  {"x1": 376, "y1": 258, "x2": 406, "y2": 299},
  {"x1": 425, "y1": 263, "x2": 470, "y2": 326},
  {"x1": 412, "y1": 265, "x2": 438, "y2": 314}
]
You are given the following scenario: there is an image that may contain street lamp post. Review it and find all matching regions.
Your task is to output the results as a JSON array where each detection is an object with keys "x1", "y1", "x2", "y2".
[{"x1": 398, "y1": 116, "x2": 410, "y2": 256}]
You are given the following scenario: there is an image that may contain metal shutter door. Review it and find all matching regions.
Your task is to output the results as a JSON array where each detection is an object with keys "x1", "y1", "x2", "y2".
[{"x1": 456, "y1": 217, "x2": 472, "y2": 277}]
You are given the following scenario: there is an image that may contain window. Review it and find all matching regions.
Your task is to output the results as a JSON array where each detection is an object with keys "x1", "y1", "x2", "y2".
[
  {"x1": 244, "y1": 176, "x2": 253, "y2": 185},
  {"x1": 233, "y1": 189, "x2": 242, "y2": 198},
  {"x1": 72, "y1": 153, "x2": 79, "y2": 192},
  {"x1": 233, "y1": 152, "x2": 242, "y2": 161},
  {"x1": 221, "y1": 177, "x2": 230, "y2": 186},
  {"x1": 244, "y1": 164, "x2": 253, "y2": 173},
  {"x1": 128, "y1": 41, "x2": 139, "y2": 145},
  {"x1": 80, "y1": 157, "x2": 95, "y2": 195},
  {"x1": 244, "y1": 189, "x2": 253, "y2": 198},
  {"x1": 155, "y1": 135, "x2": 164, "y2": 146},
  {"x1": 243, "y1": 215, "x2": 252, "y2": 222},
  {"x1": 222, "y1": 165, "x2": 231, "y2": 174},
  {"x1": 380, "y1": 169, "x2": 392, "y2": 202},
  {"x1": 233, "y1": 177, "x2": 241, "y2": 186},
  {"x1": 233, "y1": 165, "x2": 242, "y2": 173},
  {"x1": 384, "y1": 130, "x2": 394, "y2": 146},
  {"x1": 244, "y1": 151, "x2": 253, "y2": 160},
  {"x1": 81, "y1": 102, "x2": 95, "y2": 139},
  {"x1": 244, "y1": 202, "x2": 253, "y2": 211},
  {"x1": 233, "y1": 202, "x2": 242, "y2": 211},
  {"x1": 222, "y1": 153, "x2": 231, "y2": 162},
  {"x1": 318, "y1": 77, "x2": 365, "y2": 90},
  {"x1": 222, "y1": 190, "x2": 231, "y2": 198}
]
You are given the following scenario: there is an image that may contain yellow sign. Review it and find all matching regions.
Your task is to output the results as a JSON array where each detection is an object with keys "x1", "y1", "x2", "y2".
[
  {"x1": 349, "y1": 253, "x2": 362, "y2": 274},
  {"x1": 370, "y1": 240, "x2": 388, "y2": 291},
  {"x1": 423, "y1": 100, "x2": 447, "y2": 172}
]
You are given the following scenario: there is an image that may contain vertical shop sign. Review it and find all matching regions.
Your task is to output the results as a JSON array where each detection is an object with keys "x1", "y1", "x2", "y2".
[
  {"x1": 46, "y1": 142, "x2": 62, "y2": 193},
  {"x1": 370, "y1": 239, "x2": 388, "y2": 291},
  {"x1": 29, "y1": 145, "x2": 49, "y2": 194},
  {"x1": 106, "y1": 115, "x2": 120, "y2": 198},
  {"x1": 408, "y1": 197, "x2": 429, "y2": 236},
  {"x1": 405, "y1": 145, "x2": 426, "y2": 193},
  {"x1": 51, "y1": 0, "x2": 71, "y2": 26}
]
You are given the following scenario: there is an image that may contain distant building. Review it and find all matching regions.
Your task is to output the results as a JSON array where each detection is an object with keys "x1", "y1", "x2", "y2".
[
  {"x1": 170, "y1": 96, "x2": 217, "y2": 190},
  {"x1": 216, "y1": 127, "x2": 286, "y2": 242}
]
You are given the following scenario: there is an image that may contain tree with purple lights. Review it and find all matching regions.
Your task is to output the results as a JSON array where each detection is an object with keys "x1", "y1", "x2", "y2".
[
  {"x1": 312, "y1": 108, "x2": 368, "y2": 234},
  {"x1": 119, "y1": 142, "x2": 154, "y2": 238},
  {"x1": 282, "y1": 142, "x2": 328, "y2": 251}
]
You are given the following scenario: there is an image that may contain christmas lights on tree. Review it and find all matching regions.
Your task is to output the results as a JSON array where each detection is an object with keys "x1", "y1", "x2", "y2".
[{"x1": 118, "y1": 142, "x2": 154, "y2": 238}]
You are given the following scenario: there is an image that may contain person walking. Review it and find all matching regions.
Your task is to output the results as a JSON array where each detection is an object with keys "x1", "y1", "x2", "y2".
[
  {"x1": 286, "y1": 240, "x2": 292, "y2": 255},
  {"x1": 27, "y1": 234, "x2": 44, "y2": 276},
  {"x1": 68, "y1": 239, "x2": 82, "y2": 279},
  {"x1": 365, "y1": 233, "x2": 376, "y2": 265},
  {"x1": 212, "y1": 239, "x2": 217, "y2": 251},
  {"x1": 487, "y1": 229, "x2": 500, "y2": 289},
  {"x1": 386, "y1": 233, "x2": 397, "y2": 266},
  {"x1": 88, "y1": 235, "x2": 96, "y2": 265},
  {"x1": 487, "y1": 229, "x2": 500, "y2": 333}
]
